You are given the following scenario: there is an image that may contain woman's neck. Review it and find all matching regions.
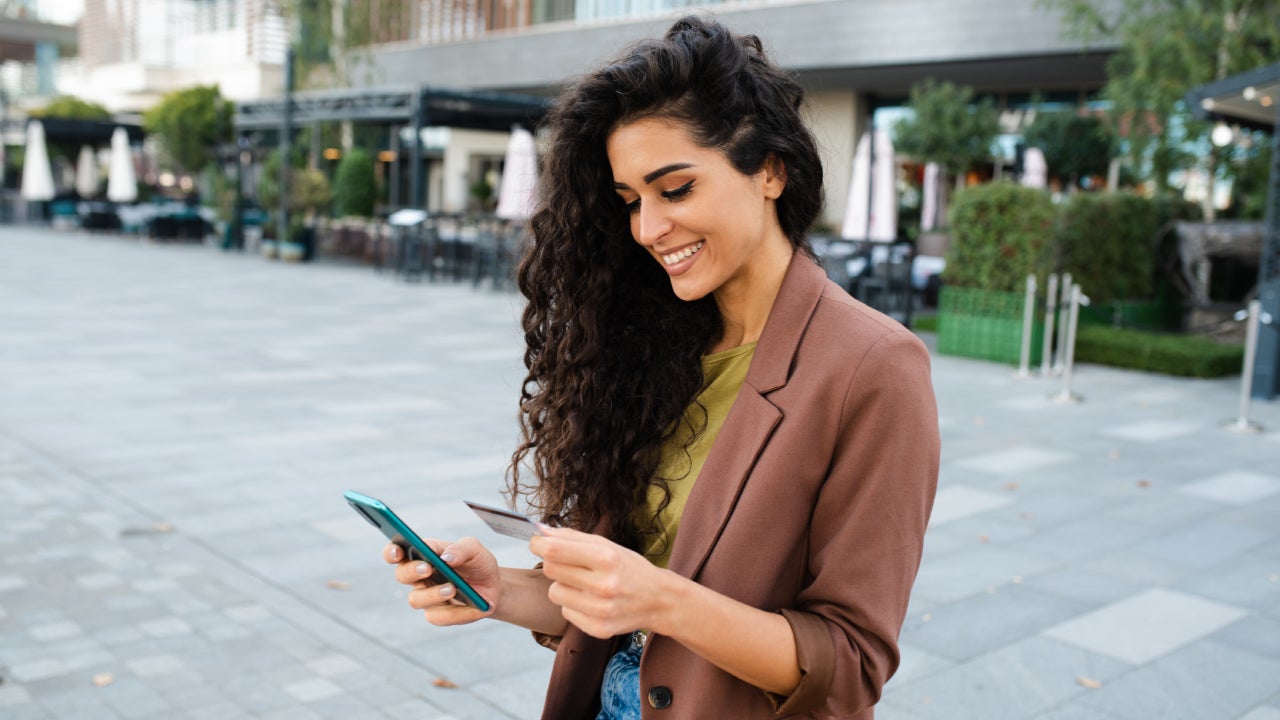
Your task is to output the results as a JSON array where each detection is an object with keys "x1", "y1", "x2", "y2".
[{"x1": 709, "y1": 243, "x2": 794, "y2": 354}]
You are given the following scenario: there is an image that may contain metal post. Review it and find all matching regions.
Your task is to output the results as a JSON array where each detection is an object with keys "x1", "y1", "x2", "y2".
[
  {"x1": 231, "y1": 134, "x2": 248, "y2": 251},
  {"x1": 1017, "y1": 274, "x2": 1036, "y2": 378},
  {"x1": 1041, "y1": 273, "x2": 1059, "y2": 376},
  {"x1": 1250, "y1": 96, "x2": 1280, "y2": 399},
  {"x1": 389, "y1": 125, "x2": 401, "y2": 209},
  {"x1": 278, "y1": 47, "x2": 294, "y2": 245},
  {"x1": 1051, "y1": 284, "x2": 1088, "y2": 404},
  {"x1": 1053, "y1": 271, "x2": 1073, "y2": 374},
  {"x1": 1225, "y1": 300, "x2": 1273, "y2": 433},
  {"x1": 410, "y1": 89, "x2": 424, "y2": 209}
]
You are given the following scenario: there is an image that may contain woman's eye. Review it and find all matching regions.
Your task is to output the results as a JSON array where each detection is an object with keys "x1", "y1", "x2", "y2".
[
  {"x1": 661, "y1": 180, "x2": 694, "y2": 201},
  {"x1": 625, "y1": 198, "x2": 641, "y2": 214}
]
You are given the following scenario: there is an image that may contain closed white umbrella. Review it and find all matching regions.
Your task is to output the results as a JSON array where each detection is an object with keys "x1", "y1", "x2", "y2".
[
  {"x1": 1021, "y1": 147, "x2": 1047, "y2": 189},
  {"x1": 495, "y1": 127, "x2": 538, "y2": 221},
  {"x1": 107, "y1": 127, "x2": 138, "y2": 203},
  {"x1": 841, "y1": 129, "x2": 897, "y2": 242},
  {"x1": 920, "y1": 161, "x2": 941, "y2": 231},
  {"x1": 76, "y1": 145, "x2": 100, "y2": 198},
  {"x1": 20, "y1": 120, "x2": 55, "y2": 202}
]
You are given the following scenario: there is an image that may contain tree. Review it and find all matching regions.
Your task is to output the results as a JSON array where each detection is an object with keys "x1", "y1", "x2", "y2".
[
  {"x1": 1022, "y1": 111, "x2": 1115, "y2": 189},
  {"x1": 333, "y1": 148, "x2": 378, "y2": 217},
  {"x1": 143, "y1": 85, "x2": 234, "y2": 175},
  {"x1": 30, "y1": 96, "x2": 111, "y2": 121},
  {"x1": 893, "y1": 79, "x2": 1001, "y2": 226},
  {"x1": 1042, "y1": 0, "x2": 1280, "y2": 215}
]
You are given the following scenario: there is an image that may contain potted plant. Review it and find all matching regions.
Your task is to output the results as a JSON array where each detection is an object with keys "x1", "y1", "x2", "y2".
[{"x1": 280, "y1": 168, "x2": 331, "y2": 262}]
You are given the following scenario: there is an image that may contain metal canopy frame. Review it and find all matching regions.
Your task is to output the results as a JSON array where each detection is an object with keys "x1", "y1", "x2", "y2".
[
  {"x1": 233, "y1": 85, "x2": 548, "y2": 130},
  {"x1": 1187, "y1": 62, "x2": 1280, "y2": 399},
  {"x1": 233, "y1": 85, "x2": 549, "y2": 210},
  {"x1": 32, "y1": 118, "x2": 144, "y2": 146}
]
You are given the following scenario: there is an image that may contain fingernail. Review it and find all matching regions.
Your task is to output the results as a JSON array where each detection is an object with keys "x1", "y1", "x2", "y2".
[
  {"x1": 438, "y1": 584, "x2": 454, "y2": 596},
  {"x1": 535, "y1": 522, "x2": 552, "y2": 534},
  {"x1": 415, "y1": 563, "x2": 430, "y2": 576},
  {"x1": 440, "y1": 553, "x2": 456, "y2": 563}
]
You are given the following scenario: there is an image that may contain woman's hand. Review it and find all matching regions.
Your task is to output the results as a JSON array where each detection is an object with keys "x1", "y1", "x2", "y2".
[
  {"x1": 530, "y1": 526, "x2": 675, "y2": 639},
  {"x1": 384, "y1": 537, "x2": 500, "y2": 626}
]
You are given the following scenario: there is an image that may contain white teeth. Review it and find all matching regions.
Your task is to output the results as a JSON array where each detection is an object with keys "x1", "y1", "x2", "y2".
[{"x1": 662, "y1": 241, "x2": 704, "y2": 266}]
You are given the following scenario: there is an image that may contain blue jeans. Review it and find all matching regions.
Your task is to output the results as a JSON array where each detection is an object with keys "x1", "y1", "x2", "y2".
[{"x1": 595, "y1": 635, "x2": 643, "y2": 720}]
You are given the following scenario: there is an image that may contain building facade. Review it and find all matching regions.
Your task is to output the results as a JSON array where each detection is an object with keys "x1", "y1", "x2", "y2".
[
  {"x1": 60, "y1": 0, "x2": 288, "y2": 113},
  {"x1": 356, "y1": 0, "x2": 1121, "y2": 226}
]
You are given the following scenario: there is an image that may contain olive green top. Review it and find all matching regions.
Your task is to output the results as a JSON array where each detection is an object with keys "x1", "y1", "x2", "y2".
[{"x1": 640, "y1": 342, "x2": 757, "y2": 569}]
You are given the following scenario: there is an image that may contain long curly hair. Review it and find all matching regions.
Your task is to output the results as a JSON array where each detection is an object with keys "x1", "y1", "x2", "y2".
[{"x1": 507, "y1": 15, "x2": 824, "y2": 548}]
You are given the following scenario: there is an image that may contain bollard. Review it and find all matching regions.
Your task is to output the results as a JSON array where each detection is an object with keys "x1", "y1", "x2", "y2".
[
  {"x1": 1223, "y1": 300, "x2": 1273, "y2": 434},
  {"x1": 1041, "y1": 273, "x2": 1059, "y2": 376},
  {"x1": 1016, "y1": 274, "x2": 1037, "y2": 378},
  {"x1": 1050, "y1": 284, "x2": 1089, "y2": 404},
  {"x1": 1053, "y1": 272, "x2": 1072, "y2": 375}
]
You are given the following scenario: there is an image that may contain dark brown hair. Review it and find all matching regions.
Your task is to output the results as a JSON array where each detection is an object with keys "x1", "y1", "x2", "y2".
[{"x1": 508, "y1": 15, "x2": 823, "y2": 547}]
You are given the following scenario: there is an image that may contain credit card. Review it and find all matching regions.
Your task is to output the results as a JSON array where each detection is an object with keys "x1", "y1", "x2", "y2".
[{"x1": 465, "y1": 501, "x2": 543, "y2": 541}]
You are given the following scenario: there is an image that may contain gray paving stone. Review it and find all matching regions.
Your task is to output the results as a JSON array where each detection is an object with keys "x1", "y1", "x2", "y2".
[
  {"x1": 1131, "y1": 519, "x2": 1273, "y2": 570},
  {"x1": 911, "y1": 545, "x2": 1060, "y2": 604},
  {"x1": 928, "y1": 485, "x2": 1014, "y2": 526},
  {"x1": 1074, "y1": 640, "x2": 1280, "y2": 720},
  {"x1": 0, "y1": 683, "x2": 36, "y2": 706},
  {"x1": 1176, "y1": 470, "x2": 1280, "y2": 505},
  {"x1": 1238, "y1": 707, "x2": 1280, "y2": 720},
  {"x1": 1042, "y1": 588, "x2": 1248, "y2": 664},
  {"x1": 903, "y1": 585, "x2": 1088, "y2": 662},
  {"x1": 880, "y1": 636, "x2": 1130, "y2": 720}
]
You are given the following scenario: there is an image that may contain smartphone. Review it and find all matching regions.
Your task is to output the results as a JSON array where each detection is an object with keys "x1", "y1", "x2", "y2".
[{"x1": 343, "y1": 490, "x2": 491, "y2": 612}]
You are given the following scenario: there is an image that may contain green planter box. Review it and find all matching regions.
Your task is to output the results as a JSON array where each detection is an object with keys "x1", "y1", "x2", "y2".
[{"x1": 937, "y1": 286, "x2": 1042, "y2": 365}]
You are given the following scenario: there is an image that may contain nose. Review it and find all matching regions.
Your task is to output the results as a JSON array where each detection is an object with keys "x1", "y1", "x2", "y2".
[{"x1": 633, "y1": 202, "x2": 672, "y2": 248}]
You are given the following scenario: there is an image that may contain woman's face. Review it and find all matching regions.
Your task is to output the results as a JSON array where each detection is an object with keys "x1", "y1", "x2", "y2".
[{"x1": 606, "y1": 117, "x2": 790, "y2": 302}]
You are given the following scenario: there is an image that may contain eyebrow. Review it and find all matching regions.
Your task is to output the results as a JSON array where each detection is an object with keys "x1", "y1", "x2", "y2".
[{"x1": 613, "y1": 163, "x2": 695, "y2": 189}]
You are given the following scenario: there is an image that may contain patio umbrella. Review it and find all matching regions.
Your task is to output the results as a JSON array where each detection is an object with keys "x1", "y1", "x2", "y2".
[
  {"x1": 20, "y1": 120, "x2": 55, "y2": 202},
  {"x1": 920, "y1": 162, "x2": 943, "y2": 231},
  {"x1": 107, "y1": 127, "x2": 138, "y2": 203},
  {"x1": 76, "y1": 145, "x2": 100, "y2": 198},
  {"x1": 495, "y1": 126, "x2": 538, "y2": 221},
  {"x1": 841, "y1": 129, "x2": 897, "y2": 242},
  {"x1": 1021, "y1": 147, "x2": 1048, "y2": 189}
]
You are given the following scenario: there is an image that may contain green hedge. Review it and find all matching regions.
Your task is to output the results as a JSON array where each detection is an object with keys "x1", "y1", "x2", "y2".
[
  {"x1": 1074, "y1": 325, "x2": 1243, "y2": 378},
  {"x1": 946, "y1": 182, "x2": 1055, "y2": 293},
  {"x1": 1056, "y1": 192, "x2": 1159, "y2": 303}
]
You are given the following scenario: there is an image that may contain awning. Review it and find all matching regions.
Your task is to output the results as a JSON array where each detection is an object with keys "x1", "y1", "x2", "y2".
[{"x1": 1185, "y1": 61, "x2": 1280, "y2": 132}]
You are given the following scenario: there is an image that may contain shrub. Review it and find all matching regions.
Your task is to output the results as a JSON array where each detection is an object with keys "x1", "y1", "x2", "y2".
[
  {"x1": 1075, "y1": 325, "x2": 1243, "y2": 378},
  {"x1": 946, "y1": 182, "x2": 1056, "y2": 292},
  {"x1": 1056, "y1": 192, "x2": 1160, "y2": 303},
  {"x1": 334, "y1": 148, "x2": 377, "y2": 218}
]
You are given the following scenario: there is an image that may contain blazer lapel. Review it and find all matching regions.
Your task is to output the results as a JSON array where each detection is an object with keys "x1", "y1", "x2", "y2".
[{"x1": 665, "y1": 255, "x2": 828, "y2": 580}]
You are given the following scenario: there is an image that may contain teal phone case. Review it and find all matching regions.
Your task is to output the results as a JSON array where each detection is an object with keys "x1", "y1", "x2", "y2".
[{"x1": 344, "y1": 490, "x2": 491, "y2": 612}]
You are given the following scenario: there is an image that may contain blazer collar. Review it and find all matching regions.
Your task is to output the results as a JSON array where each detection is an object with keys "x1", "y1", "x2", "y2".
[
  {"x1": 666, "y1": 252, "x2": 829, "y2": 580},
  {"x1": 743, "y1": 252, "x2": 828, "y2": 395}
]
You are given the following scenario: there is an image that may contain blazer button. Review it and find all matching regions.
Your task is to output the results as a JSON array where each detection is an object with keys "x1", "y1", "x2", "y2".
[{"x1": 647, "y1": 686, "x2": 673, "y2": 709}]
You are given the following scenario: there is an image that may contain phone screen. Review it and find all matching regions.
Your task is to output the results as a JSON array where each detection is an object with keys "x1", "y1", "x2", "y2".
[{"x1": 344, "y1": 490, "x2": 491, "y2": 612}]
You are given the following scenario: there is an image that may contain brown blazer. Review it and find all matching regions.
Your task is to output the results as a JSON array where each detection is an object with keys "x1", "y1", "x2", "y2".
[{"x1": 539, "y1": 254, "x2": 940, "y2": 719}]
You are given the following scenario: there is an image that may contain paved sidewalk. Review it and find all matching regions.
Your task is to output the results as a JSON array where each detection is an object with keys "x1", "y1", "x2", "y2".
[{"x1": 1, "y1": 227, "x2": 1278, "y2": 720}]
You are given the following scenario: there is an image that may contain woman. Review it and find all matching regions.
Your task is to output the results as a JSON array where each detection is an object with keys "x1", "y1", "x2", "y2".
[{"x1": 384, "y1": 15, "x2": 939, "y2": 719}]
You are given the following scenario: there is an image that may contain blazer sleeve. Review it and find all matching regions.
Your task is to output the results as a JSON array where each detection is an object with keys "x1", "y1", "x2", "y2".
[{"x1": 769, "y1": 329, "x2": 940, "y2": 716}]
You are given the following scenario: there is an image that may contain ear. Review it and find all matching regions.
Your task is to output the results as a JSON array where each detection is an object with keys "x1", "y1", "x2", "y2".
[{"x1": 761, "y1": 154, "x2": 787, "y2": 200}]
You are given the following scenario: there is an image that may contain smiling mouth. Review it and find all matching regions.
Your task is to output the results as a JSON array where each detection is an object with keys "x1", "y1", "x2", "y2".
[{"x1": 661, "y1": 241, "x2": 704, "y2": 266}]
